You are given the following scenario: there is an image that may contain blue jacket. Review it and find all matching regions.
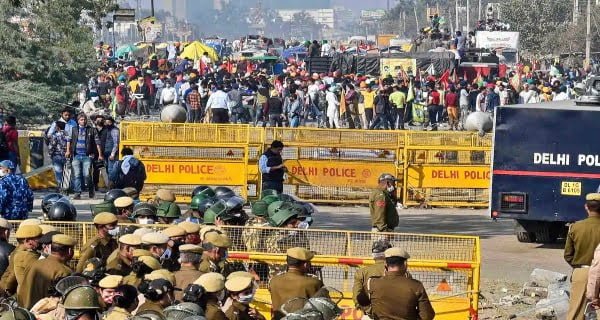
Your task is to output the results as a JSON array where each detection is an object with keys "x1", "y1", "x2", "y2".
[{"x1": 0, "y1": 174, "x2": 33, "y2": 219}]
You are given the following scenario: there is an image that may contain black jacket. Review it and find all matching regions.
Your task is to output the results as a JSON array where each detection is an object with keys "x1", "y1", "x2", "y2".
[
  {"x1": 69, "y1": 125, "x2": 100, "y2": 157},
  {"x1": 0, "y1": 240, "x2": 15, "y2": 275}
]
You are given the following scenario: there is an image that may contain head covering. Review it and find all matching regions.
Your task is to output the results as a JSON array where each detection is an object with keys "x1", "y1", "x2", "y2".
[
  {"x1": 225, "y1": 276, "x2": 253, "y2": 293},
  {"x1": 286, "y1": 247, "x2": 314, "y2": 261},
  {"x1": 98, "y1": 275, "x2": 123, "y2": 289},
  {"x1": 52, "y1": 234, "x2": 77, "y2": 247},
  {"x1": 15, "y1": 225, "x2": 42, "y2": 239},
  {"x1": 384, "y1": 247, "x2": 411, "y2": 259},
  {"x1": 93, "y1": 212, "x2": 118, "y2": 225},
  {"x1": 194, "y1": 272, "x2": 225, "y2": 293}
]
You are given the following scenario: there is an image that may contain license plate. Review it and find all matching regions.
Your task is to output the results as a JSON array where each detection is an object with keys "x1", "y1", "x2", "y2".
[{"x1": 561, "y1": 181, "x2": 581, "y2": 196}]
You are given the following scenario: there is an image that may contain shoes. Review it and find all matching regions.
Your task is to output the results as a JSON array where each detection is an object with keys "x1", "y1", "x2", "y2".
[
  {"x1": 73, "y1": 194, "x2": 81, "y2": 200},
  {"x1": 89, "y1": 190, "x2": 95, "y2": 199}
]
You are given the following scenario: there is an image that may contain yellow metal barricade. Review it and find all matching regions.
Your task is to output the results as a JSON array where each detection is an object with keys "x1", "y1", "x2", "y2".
[
  {"x1": 403, "y1": 132, "x2": 492, "y2": 207},
  {"x1": 8, "y1": 221, "x2": 480, "y2": 319},
  {"x1": 264, "y1": 127, "x2": 404, "y2": 203},
  {"x1": 120, "y1": 122, "x2": 251, "y2": 200}
]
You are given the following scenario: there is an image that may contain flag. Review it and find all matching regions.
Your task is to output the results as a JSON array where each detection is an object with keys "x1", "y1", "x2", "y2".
[
  {"x1": 426, "y1": 63, "x2": 436, "y2": 76},
  {"x1": 407, "y1": 80, "x2": 415, "y2": 102},
  {"x1": 438, "y1": 69, "x2": 450, "y2": 89}
]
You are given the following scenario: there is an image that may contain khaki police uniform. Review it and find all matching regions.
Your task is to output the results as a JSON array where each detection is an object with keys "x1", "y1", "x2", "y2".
[
  {"x1": 76, "y1": 235, "x2": 118, "y2": 273},
  {"x1": 369, "y1": 189, "x2": 398, "y2": 232},
  {"x1": 205, "y1": 299, "x2": 228, "y2": 320},
  {"x1": 17, "y1": 234, "x2": 76, "y2": 309},
  {"x1": 103, "y1": 306, "x2": 131, "y2": 320},
  {"x1": 353, "y1": 261, "x2": 385, "y2": 315},
  {"x1": 0, "y1": 244, "x2": 23, "y2": 295},
  {"x1": 564, "y1": 195, "x2": 600, "y2": 320},
  {"x1": 225, "y1": 300, "x2": 266, "y2": 320},
  {"x1": 199, "y1": 233, "x2": 231, "y2": 275},
  {"x1": 367, "y1": 248, "x2": 434, "y2": 320},
  {"x1": 195, "y1": 273, "x2": 227, "y2": 320},
  {"x1": 106, "y1": 250, "x2": 132, "y2": 276},
  {"x1": 269, "y1": 248, "x2": 324, "y2": 320},
  {"x1": 174, "y1": 265, "x2": 204, "y2": 300},
  {"x1": 122, "y1": 255, "x2": 161, "y2": 287},
  {"x1": 136, "y1": 300, "x2": 165, "y2": 317}
]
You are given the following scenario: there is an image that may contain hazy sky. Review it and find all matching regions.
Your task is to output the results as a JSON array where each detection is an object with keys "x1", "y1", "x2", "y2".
[{"x1": 130, "y1": 0, "x2": 391, "y2": 12}]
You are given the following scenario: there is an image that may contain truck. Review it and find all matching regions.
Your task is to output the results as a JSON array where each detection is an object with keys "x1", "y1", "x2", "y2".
[
  {"x1": 475, "y1": 31, "x2": 520, "y2": 66},
  {"x1": 490, "y1": 93, "x2": 600, "y2": 243}
]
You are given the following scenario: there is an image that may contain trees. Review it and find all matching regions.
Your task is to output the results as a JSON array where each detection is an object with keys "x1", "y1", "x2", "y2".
[{"x1": 0, "y1": 0, "x2": 111, "y2": 125}]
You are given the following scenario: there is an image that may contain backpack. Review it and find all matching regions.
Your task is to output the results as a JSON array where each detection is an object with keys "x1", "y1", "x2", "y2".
[{"x1": 115, "y1": 159, "x2": 145, "y2": 190}]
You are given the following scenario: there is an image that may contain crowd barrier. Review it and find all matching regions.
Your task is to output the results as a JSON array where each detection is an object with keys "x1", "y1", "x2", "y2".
[
  {"x1": 120, "y1": 122, "x2": 492, "y2": 207},
  {"x1": 7, "y1": 221, "x2": 481, "y2": 320}
]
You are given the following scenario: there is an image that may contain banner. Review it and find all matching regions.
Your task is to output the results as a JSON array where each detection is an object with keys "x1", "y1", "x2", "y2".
[
  {"x1": 475, "y1": 31, "x2": 519, "y2": 49},
  {"x1": 380, "y1": 58, "x2": 417, "y2": 77}
]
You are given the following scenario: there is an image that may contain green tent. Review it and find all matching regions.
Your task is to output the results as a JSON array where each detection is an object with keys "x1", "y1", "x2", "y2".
[{"x1": 116, "y1": 44, "x2": 139, "y2": 59}]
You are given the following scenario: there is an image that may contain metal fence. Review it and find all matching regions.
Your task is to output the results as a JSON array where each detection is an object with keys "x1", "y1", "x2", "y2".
[
  {"x1": 7, "y1": 221, "x2": 481, "y2": 320},
  {"x1": 119, "y1": 123, "x2": 492, "y2": 207}
]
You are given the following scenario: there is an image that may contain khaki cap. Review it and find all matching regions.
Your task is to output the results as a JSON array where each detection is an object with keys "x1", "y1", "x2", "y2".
[
  {"x1": 52, "y1": 234, "x2": 76, "y2": 246},
  {"x1": 38, "y1": 224, "x2": 56, "y2": 234},
  {"x1": 133, "y1": 228, "x2": 153, "y2": 237},
  {"x1": 204, "y1": 232, "x2": 231, "y2": 248},
  {"x1": 37, "y1": 315, "x2": 57, "y2": 320},
  {"x1": 145, "y1": 269, "x2": 176, "y2": 286},
  {"x1": 20, "y1": 218, "x2": 42, "y2": 226},
  {"x1": 118, "y1": 234, "x2": 142, "y2": 246},
  {"x1": 122, "y1": 187, "x2": 138, "y2": 197},
  {"x1": 15, "y1": 225, "x2": 42, "y2": 239},
  {"x1": 114, "y1": 197, "x2": 134, "y2": 208},
  {"x1": 586, "y1": 193, "x2": 600, "y2": 201},
  {"x1": 99, "y1": 275, "x2": 123, "y2": 289},
  {"x1": 178, "y1": 221, "x2": 201, "y2": 234},
  {"x1": 156, "y1": 189, "x2": 176, "y2": 202},
  {"x1": 132, "y1": 249, "x2": 152, "y2": 258},
  {"x1": 226, "y1": 271, "x2": 255, "y2": 280},
  {"x1": 161, "y1": 226, "x2": 186, "y2": 238},
  {"x1": 179, "y1": 244, "x2": 203, "y2": 254},
  {"x1": 93, "y1": 212, "x2": 118, "y2": 225},
  {"x1": 137, "y1": 255, "x2": 161, "y2": 270},
  {"x1": 384, "y1": 247, "x2": 411, "y2": 259},
  {"x1": 199, "y1": 226, "x2": 223, "y2": 241},
  {"x1": 225, "y1": 276, "x2": 253, "y2": 292},
  {"x1": 193, "y1": 272, "x2": 225, "y2": 292},
  {"x1": 286, "y1": 247, "x2": 314, "y2": 262},
  {"x1": 141, "y1": 232, "x2": 169, "y2": 245},
  {"x1": 0, "y1": 218, "x2": 10, "y2": 230}
]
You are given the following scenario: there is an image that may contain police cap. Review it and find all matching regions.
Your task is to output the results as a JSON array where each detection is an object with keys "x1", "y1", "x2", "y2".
[
  {"x1": 384, "y1": 247, "x2": 411, "y2": 259},
  {"x1": 199, "y1": 226, "x2": 223, "y2": 241},
  {"x1": 20, "y1": 218, "x2": 42, "y2": 226},
  {"x1": 93, "y1": 212, "x2": 118, "y2": 225},
  {"x1": 145, "y1": 269, "x2": 177, "y2": 287},
  {"x1": 286, "y1": 247, "x2": 314, "y2": 262},
  {"x1": 179, "y1": 244, "x2": 203, "y2": 254},
  {"x1": 193, "y1": 272, "x2": 225, "y2": 293},
  {"x1": 119, "y1": 234, "x2": 142, "y2": 246},
  {"x1": 0, "y1": 218, "x2": 10, "y2": 230},
  {"x1": 378, "y1": 173, "x2": 398, "y2": 182},
  {"x1": 39, "y1": 231, "x2": 62, "y2": 245},
  {"x1": 204, "y1": 232, "x2": 231, "y2": 248},
  {"x1": 138, "y1": 256, "x2": 162, "y2": 270},
  {"x1": 226, "y1": 271, "x2": 255, "y2": 280},
  {"x1": 133, "y1": 228, "x2": 153, "y2": 237},
  {"x1": 586, "y1": 193, "x2": 600, "y2": 201},
  {"x1": 156, "y1": 189, "x2": 176, "y2": 202},
  {"x1": 162, "y1": 226, "x2": 186, "y2": 238},
  {"x1": 122, "y1": 187, "x2": 138, "y2": 198},
  {"x1": 372, "y1": 239, "x2": 392, "y2": 253},
  {"x1": 141, "y1": 232, "x2": 169, "y2": 245},
  {"x1": 99, "y1": 275, "x2": 123, "y2": 289},
  {"x1": 15, "y1": 225, "x2": 42, "y2": 239},
  {"x1": 132, "y1": 249, "x2": 153, "y2": 258},
  {"x1": 52, "y1": 234, "x2": 77, "y2": 247},
  {"x1": 114, "y1": 197, "x2": 134, "y2": 208},
  {"x1": 178, "y1": 221, "x2": 201, "y2": 234},
  {"x1": 225, "y1": 276, "x2": 253, "y2": 293},
  {"x1": 39, "y1": 224, "x2": 56, "y2": 235}
]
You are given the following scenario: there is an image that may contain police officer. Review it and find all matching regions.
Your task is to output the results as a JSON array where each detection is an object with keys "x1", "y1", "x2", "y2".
[
  {"x1": 76, "y1": 212, "x2": 119, "y2": 272},
  {"x1": 369, "y1": 174, "x2": 399, "y2": 232},
  {"x1": 141, "y1": 232, "x2": 169, "y2": 261},
  {"x1": 224, "y1": 275, "x2": 265, "y2": 320},
  {"x1": 132, "y1": 202, "x2": 158, "y2": 225},
  {"x1": 183, "y1": 194, "x2": 208, "y2": 223},
  {"x1": 103, "y1": 285, "x2": 139, "y2": 320},
  {"x1": 269, "y1": 247, "x2": 324, "y2": 320},
  {"x1": 0, "y1": 160, "x2": 33, "y2": 220},
  {"x1": 18, "y1": 234, "x2": 76, "y2": 309},
  {"x1": 106, "y1": 234, "x2": 142, "y2": 276},
  {"x1": 122, "y1": 255, "x2": 161, "y2": 287},
  {"x1": 367, "y1": 247, "x2": 434, "y2": 320},
  {"x1": 137, "y1": 278, "x2": 178, "y2": 316},
  {"x1": 114, "y1": 196, "x2": 134, "y2": 223},
  {"x1": 97, "y1": 275, "x2": 123, "y2": 308},
  {"x1": 156, "y1": 201, "x2": 182, "y2": 224},
  {"x1": 154, "y1": 188, "x2": 176, "y2": 205},
  {"x1": 0, "y1": 224, "x2": 41, "y2": 296},
  {"x1": 259, "y1": 140, "x2": 286, "y2": 194},
  {"x1": 565, "y1": 193, "x2": 600, "y2": 320},
  {"x1": 353, "y1": 239, "x2": 392, "y2": 318},
  {"x1": 200, "y1": 232, "x2": 232, "y2": 275},
  {"x1": 173, "y1": 244, "x2": 204, "y2": 301},
  {"x1": 194, "y1": 272, "x2": 228, "y2": 320},
  {"x1": 161, "y1": 225, "x2": 186, "y2": 271},
  {"x1": 0, "y1": 218, "x2": 14, "y2": 275},
  {"x1": 242, "y1": 200, "x2": 270, "y2": 252},
  {"x1": 177, "y1": 221, "x2": 201, "y2": 245},
  {"x1": 62, "y1": 285, "x2": 102, "y2": 320}
]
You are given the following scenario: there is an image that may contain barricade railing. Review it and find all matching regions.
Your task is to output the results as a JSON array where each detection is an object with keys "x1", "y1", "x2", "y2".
[
  {"x1": 7, "y1": 221, "x2": 480, "y2": 320},
  {"x1": 118, "y1": 123, "x2": 491, "y2": 206}
]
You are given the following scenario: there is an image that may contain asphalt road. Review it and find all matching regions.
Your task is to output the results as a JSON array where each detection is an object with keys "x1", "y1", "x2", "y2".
[{"x1": 32, "y1": 192, "x2": 571, "y2": 284}]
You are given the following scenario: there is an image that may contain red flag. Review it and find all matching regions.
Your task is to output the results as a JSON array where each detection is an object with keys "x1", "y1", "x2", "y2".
[{"x1": 438, "y1": 69, "x2": 450, "y2": 89}]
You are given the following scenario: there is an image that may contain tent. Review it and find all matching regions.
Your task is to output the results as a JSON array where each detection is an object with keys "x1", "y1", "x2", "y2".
[
  {"x1": 179, "y1": 41, "x2": 219, "y2": 62},
  {"x1": 116, "y1": 44, "x2": 139, "y2": 59}
]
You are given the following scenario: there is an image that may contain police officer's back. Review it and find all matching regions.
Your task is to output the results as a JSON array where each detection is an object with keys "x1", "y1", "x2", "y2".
[
  {"x1": 106, "y1": 234, "x2": 142, "y2": 276},
  {"x1": 2, "y1": 224, "x2": 41, "y2": 296},
  {"x1": 0, "y1": 219, "x2": 15, "y2": 276},
  {"x1": 353, "y1": 239, "x2": 391, "y2": 316},
  {"x1": 367, "y1": 248, "x2": 434, "y2": 320},
  {"x1": 173, "y1": 244, "x2": 204, "y2": 301},
  {"x1": 269, "y1": 247, "x2": 324, "y2": 320},
  {"x1": 564, "y1": 193, "x2": 600, "y2": 320},
  {"x1": 369, "y1": 174, "x2": 399, "y2": 232},
  {"x1": 0, "y1": 160, "x2": 33, "y2": 220}
]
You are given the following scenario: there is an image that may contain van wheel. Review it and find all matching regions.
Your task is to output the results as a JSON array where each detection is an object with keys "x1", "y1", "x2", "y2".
[
  {"x1": 535, "y1": 223, "x2": 558, "y2": 243},
  {"x1": 516, "y1": 231, "x2": 536, "y2": 243}
]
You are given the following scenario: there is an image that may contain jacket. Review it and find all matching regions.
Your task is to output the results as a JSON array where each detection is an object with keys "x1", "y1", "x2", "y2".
[
  {"x1": 0, "y1": 240, "x2": 15, "y2": 276},
  {"x1": 68, "y1": 125, "x2": 100, "y2": 157}
]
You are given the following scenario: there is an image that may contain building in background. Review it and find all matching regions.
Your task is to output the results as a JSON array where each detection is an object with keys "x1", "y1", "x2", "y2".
[{"x1": 277, "y1": 9, "x2": 334, "y2": 29}]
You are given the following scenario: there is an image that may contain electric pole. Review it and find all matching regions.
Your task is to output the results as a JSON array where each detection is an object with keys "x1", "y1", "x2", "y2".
[
  {"x1": 586, "y1": 0, "x2": 591, "y2": 68},
  {"x1": 466, "y1": 0, "x2": 470, "y2": 31},
  {"x1": 456, "y1": 0, "x2": 459, "y2": 31}
]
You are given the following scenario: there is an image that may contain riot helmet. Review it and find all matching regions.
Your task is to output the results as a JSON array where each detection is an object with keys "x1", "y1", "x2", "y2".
[
  {"x1": 47, "y1": 201, "x2": 77, "y2": 221},
  {"x1": 104, "y1": 189, "x2": 127, "y2": 203}
]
